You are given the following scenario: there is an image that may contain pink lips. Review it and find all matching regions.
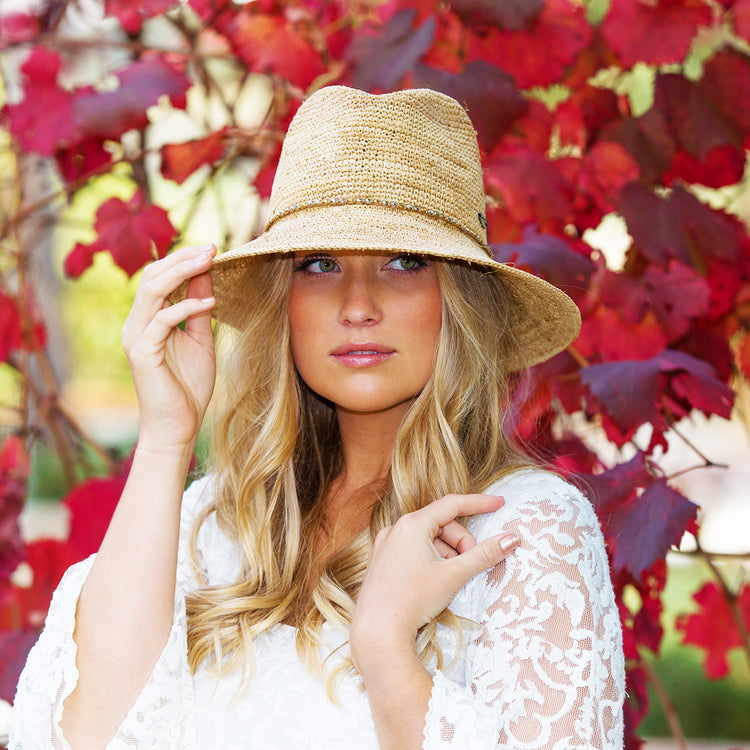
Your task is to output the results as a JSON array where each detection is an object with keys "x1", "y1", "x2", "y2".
[{"x1": 330, "y1": 342, "x2": 395, "y2": 367}]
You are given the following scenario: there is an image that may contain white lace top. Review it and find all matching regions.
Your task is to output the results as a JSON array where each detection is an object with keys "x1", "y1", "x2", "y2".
[{"x1": 10, "y1": 469, "x2": 625, "y2": 749}]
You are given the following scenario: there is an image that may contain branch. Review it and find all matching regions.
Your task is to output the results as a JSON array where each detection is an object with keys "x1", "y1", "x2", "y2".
[
  {"x1": 641, "y1": 655, "x2": 687, "y2": 750},
  {"x1": 696, "y1": 538, "x2": 750, "y2": 668}
]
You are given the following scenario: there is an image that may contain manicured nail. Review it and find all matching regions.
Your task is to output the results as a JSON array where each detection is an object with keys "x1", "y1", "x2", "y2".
[
  {"x1": 499, "y1": 534, "x2": 520, "y2": 554},
  {"x1": 194, "y1": 252, "x2": 210, "y2": 263},
  {"x1": 200, "y1": 296, "x2": 215, "y2": 304}
]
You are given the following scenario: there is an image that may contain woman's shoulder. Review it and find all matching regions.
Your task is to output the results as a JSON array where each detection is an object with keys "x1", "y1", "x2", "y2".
[{"x1": 468, "y1": 467, "x2": 599, "y2": 541}]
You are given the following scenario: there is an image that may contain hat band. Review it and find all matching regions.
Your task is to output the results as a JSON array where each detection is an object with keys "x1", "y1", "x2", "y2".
[{"x1": 265, "y1": 198, "x2": 493, "y2": 259}]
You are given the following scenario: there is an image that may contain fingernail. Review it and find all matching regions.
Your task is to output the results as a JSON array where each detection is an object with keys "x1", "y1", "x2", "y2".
[
  {"x1": 499, "y1": 534, "x2": 520, "y2": 554},
  {"x1": 194, "y1": 252, "x2": 210, "y2": 263},
  {"x1": 197, "y1": 243, "x2": 213, "y2": 251},
  {"x1": 200, "y1": 296, "x2": 215, "y2": 304}
]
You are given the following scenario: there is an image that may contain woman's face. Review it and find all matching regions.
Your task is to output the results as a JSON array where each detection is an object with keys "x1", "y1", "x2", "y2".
[{"x1": 288, "y1": 252, "x2": 442, "y2": 419}]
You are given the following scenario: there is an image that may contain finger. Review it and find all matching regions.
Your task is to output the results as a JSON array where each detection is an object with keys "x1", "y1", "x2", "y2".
[
  {"x1": 184, "y1": 271, "x2": 214, "y2": 337},
  {"x1": 426, "y1": 494, "x2": 505, "y2": 529},
  {"x1": 447, "y1": 533, "x2": 520, "y2": 582},
  {"x1": 141, "y1": 296, "x2": 215, "y2": 345},
  {"x1": 434, "y1": 538, "x2": 458, "y2": 559},
  {"x1": 438, "y1": 520, "x2": 476, "y2": 555},
  {"x1": 125, "y1": 248, "x2": 216, "y2": 346}
]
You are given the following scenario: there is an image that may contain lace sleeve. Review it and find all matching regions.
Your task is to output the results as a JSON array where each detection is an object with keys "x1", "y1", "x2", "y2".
[
  {"x1": 423, "y1": 471, "x2": 625, "y2": 750},
  {"x1": 9, "y1": 475, "x2": 215, "y2": 750}
]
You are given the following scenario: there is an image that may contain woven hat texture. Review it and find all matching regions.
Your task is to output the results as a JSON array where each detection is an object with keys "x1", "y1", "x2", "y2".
[{"x1": 206, "y1": 85, "x2": 581, "y2": 370}]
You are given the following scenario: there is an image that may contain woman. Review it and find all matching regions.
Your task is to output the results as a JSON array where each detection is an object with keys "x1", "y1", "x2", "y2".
[{"x1": 11, "y1": 86, "x2": 625, "y2": 749}]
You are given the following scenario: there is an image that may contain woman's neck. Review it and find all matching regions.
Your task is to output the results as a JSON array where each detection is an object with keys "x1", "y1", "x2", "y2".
[{"x1": 322, "y1": 402, "x2": 409, "y2": 532}]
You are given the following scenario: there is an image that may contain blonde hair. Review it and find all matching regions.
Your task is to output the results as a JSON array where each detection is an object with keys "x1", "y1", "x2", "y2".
[{"x1": 185, "y1": 255, "x2": 530, "y2": 684}]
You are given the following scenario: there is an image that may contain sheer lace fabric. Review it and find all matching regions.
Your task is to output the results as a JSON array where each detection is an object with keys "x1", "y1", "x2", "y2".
[{"x1": 11, "y1": 469, "x2": 624, "y2": 749}]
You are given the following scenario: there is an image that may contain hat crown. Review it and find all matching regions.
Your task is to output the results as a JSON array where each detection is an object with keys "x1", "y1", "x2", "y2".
[{"x1": 267, "y1": 86, "x2": 488, "y2": 248}]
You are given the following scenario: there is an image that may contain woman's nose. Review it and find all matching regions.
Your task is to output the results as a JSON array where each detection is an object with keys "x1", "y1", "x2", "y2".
[{"x1": 339, "y1": 273, "x2": 383, "y2": 327}]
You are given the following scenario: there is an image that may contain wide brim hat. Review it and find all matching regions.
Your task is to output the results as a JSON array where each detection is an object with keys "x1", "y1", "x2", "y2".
[{"x1": 204, "y1": 85, "x2": 581, "y2": 371}]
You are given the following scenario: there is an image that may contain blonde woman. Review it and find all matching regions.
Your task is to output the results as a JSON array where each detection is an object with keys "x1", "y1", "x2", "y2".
[{"x1": 11, "y1": 86, "x2": 625, "y2": 749}]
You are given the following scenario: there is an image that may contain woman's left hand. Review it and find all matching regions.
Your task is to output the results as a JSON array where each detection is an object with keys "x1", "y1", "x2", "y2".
[{"x1": 350, "y1": 493, "x2": 520, "y2": 672}]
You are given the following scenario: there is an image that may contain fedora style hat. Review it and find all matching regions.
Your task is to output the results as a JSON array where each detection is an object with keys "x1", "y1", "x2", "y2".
[{"x1": 206, "y1": 85, "x2": 581, "y2": 370}]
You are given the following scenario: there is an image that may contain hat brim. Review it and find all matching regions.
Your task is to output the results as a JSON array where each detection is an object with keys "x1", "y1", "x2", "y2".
[{"x1": 194, "y1": 204, "x2": 581, "y2": 371}]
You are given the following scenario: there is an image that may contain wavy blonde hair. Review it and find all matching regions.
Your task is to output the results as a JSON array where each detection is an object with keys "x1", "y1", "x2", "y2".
[{"x1": 186, "y1": 255, "x2": 529, "y2": 684}]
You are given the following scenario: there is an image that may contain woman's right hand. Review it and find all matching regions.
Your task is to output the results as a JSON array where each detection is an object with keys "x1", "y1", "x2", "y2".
[{"x1": 122, "y1": 243, "x2": 217, "y2": 450}]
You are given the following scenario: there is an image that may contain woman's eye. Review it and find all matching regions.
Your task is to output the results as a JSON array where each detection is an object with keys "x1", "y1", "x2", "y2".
[
  {"x1": 296, "y1": 256, "x2": 338, "y2": 273},
  {"x1": 386, "y1": 255, "x2": 424, "y2": 272}
]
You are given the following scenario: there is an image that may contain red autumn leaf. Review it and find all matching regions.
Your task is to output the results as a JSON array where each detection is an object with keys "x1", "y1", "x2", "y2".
[
  {"x1": 580, "y1": 350, "x2": 734, "y2": 447},
  {"x1": 492, "y1": 227, "x2": 595, "y2": 305},
  {"x1": 448, "y1": 0, "x2": 543, "y2": 30},
  {"x1": 496, "y1": 99, "x2": 555, "y2": 155},
  {"x1": 468, "y1": 0, "x2": 592, "y2": 89},
  {"x1": 161, "y1": 128, "x2": 227, "y2": 184},
  {"x1": 221, "y1": 10, "x2": 325, "y2": 89},
  {"x1": 71, "y1": 58, "x2": 190, "y2": 142},
  {"x1": 347, "y1": 9, "x2": 436, "y2": 92},
  {"x1": 624, "y1": 665, "x2": 650, "y2": 745},
  {"x1": 485, "y1": 145, "x2": 571, "y2": 226},
  {"x1": 561, "y1": 142, "x2": 640, "y2": 230},
  {"x1": 633, "y1": 561, "x2": 667, "y2": 653},
  {"x1": 54, "y1": 136, "x2": 112, "y2": 183},
  {"x1": 617, "y1": 183, "x2": 742, "y2": 267},
  {"x1": 413, "y1": 60, "x2": 527, "y2": 152},
  {"x1": 0, "y1": 11, "x2": 39, "y2": 43},
  {"x1": 593, "y1": 262, "x2": 710, "y2": 342},
  {"x1": 556, "y1": 85, "x2": 621, "y2": 152},
  {"x1": 676, "y1": 582, "x2": 750, "y2": 678},
  {"x1": 652, "y1": 73, "x2": 748, "y2": 160},
  {"x1": 576, "y1": 306, "x2": 667, "y2": 365},
  {"x1": 679, "y1": 323, "x2": 735, "y2": 383},
  {"x1": 63, "y1": 472, "x2": 126, "y2": 561},
  {"x1": 5, "y1": 47, "x2": 75, "y2": 155},
  {"x1": 736, "y1": 332, "x2": 750, "y2": 378},
  {"x1": 105, "y1": 0, "x2": 177, "y2": 34},
  {"x1": 65, "y1": 190, "x2": 176, "y2": 278},
  {"x1": 577, "y1": 451, "x2": 651, "y2": 517},
  {"x1": 608, "y1": 479, "x2": 698, "y2": 578},
  {"x1": 0, "y1": 627, "x2": 42, "y2": 704},
  {"x1": 602, "y1": 107, "x2": 675, "y2": 186},
  {"x1": 731, "y1": 0, "x2": 750, "y2": 42},
  {"x1": 0, "y1": 291, "x2": 23, "y2": 363},
  {"x1": 601, "y1": 0, "x2": 711, "y2": 69},
  {"x1": 701, "y1": 50, "x2": 750, "y2": 146},
  {"x1": 0, "y1": 436, "x2": 28, "y2": 584},
  {"x1": 664, "y1": 144, "x2": 746, "y2": 188},
  {"x1": 0, "y1": 540, "x2": 78, "y2": 648}
]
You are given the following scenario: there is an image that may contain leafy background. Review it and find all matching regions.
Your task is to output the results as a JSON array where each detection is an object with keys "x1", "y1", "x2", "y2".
[{"x1": 1, "y1": 0, "x2": 750, "y2": 746}]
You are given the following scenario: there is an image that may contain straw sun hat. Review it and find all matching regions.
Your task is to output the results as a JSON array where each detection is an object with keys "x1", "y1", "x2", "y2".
[{"x1": 206, "y1": 85, "x2": 581, "y2": 371}]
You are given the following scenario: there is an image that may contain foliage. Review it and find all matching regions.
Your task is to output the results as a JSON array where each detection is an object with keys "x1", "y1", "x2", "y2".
[{"x1": 1, "y1": 0, "x2": 750, "y2": 743}]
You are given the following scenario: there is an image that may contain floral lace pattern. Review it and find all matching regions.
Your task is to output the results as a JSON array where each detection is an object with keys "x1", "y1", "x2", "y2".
[{"x1": 11, "y1": 470, "x2": 624, "y2": 749}]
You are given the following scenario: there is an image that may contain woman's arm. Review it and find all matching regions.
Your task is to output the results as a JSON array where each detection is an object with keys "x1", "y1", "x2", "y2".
[
  {"x1": 60, "y1": 244, "x2": 217, "y2": 750},
  {"x1": 349, "y1": 493, "x2": 521, "y2": 750},
  {"x1": 351, "y1": 476, "x2": 625, "y2": 750}
]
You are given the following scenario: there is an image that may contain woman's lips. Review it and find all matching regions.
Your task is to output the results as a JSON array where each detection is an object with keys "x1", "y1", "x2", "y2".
[{"x1": 330, "y1": 343, "x2": 395, "y2": 367}]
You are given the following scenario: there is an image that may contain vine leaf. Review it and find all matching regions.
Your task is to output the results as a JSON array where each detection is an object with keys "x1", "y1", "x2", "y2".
[
  {"x1": 161, "y1": 128, "x2": 228, "y2": 184},
  {"x1": 63, "y1": 471, "x2": 127, "y2": 562},
  {"x1": 347, "y1": 9, "x2": 436, "y2": 92},
  {"x1": 413, "y1": 60, "x2": 527, "y2": 152},
  {"x1": 608, "y1": 480, "x2": 697, "y2": 577},
  {"x1": 449, "y1": 0, "x2": 543, "y2": 31},
  {"x1": 0, "y1": 437, "x2": 29, "y2": 584},
  {"x1": 105, "y1": 0, "x2": 177, "y2": 34},
  {"x1": 600, "y1": 0, "x2": 712, "y2": 68},
  {"x1": 580, "y1": 350, "x2": 734, "y2": 446},
  {"x1": 219, "y1": 10, "x2": 325, "y2": 89},
  {"x1": 65, "y1": 191, "x2": 177, "y2": 278},
  {"x1": 469, "y1": 0, "x2": 592, "y2": 89},
  {"x1": 677, "y1": 582, "x2": 750, "y2": 678}
]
